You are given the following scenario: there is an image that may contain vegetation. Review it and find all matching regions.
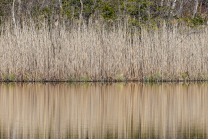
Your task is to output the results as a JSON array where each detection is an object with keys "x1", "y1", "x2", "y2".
[
  {"x1": 0, "y1": 0, "x2": 208, "y2": 82},
  {"x1": 0, "y1": 19, "x2": 208, "y2": 82},
  {"x1": 0, "y1": 0, "x2": 208, "y2": 27}
]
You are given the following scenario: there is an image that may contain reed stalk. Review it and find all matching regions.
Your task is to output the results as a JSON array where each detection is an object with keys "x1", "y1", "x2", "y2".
[{"x1": 0, "y1": 20, "x2": 207, "y2": 82}]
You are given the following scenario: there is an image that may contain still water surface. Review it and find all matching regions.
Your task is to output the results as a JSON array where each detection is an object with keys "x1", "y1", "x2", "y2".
[{"x1": 0, "y1": 83, "x2": 208, "y2": 139}]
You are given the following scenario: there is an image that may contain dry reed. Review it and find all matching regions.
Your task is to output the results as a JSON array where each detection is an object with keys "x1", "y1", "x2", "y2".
[{"x1": 0, "y1": 20, "x2": 208, "y2": 81}]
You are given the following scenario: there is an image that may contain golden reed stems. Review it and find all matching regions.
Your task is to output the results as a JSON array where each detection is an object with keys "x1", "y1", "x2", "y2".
[{"x1": 0, "y1": 21, "x2": 208, "y2": 81}]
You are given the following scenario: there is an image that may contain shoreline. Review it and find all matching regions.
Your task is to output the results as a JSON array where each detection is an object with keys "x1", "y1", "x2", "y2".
[{"x1": 0, "y1": 79, "x2": 208, "y2": 83}]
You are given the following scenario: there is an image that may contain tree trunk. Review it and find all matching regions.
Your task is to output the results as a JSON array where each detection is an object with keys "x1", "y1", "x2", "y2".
[
  {"x1": 18, "y1": 0, "x2": 21, "y2": 16},
  {"x1": 80, "y1": 0, "x2": 83, "y2": 20},
  {"x1": 193, "y1": 0, "x2": 198, "y2": 18},
  {"x1": 17, "y1": 0, "x2": 21, "y2": 25},
  {"x1": 171, "y1": 0, "x2": 177, "y2": 9},
  {"x1": 12, "y1": 0, "x2": 16, "y2": 29},
  {"x1": 161, "y1": 0, "x2": 164, "y2": 6},
  {"x1": 171, "y1": 0, "x2": 177, "y2": 15},
  {"x1": 59, "y1": 0, "x2": 62, "y2": 8},
  {"x1": 177, "y1": 0, "x2": 183, "y2": 17}
]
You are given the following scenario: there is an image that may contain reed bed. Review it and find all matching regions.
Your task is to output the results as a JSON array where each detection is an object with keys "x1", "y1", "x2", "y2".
[{"x1": 0, "y1": 21, "x2": 208, "y2": 81}]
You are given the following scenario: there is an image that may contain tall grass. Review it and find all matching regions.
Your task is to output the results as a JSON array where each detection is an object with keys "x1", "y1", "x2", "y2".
[{"x1": 0, "y1": 20, "x2": 208, "y2": 81}]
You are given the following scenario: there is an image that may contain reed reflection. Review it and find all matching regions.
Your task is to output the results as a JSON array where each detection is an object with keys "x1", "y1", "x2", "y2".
[{"x1": 0, "y1": 83, "x2": 207, "y2": 139}]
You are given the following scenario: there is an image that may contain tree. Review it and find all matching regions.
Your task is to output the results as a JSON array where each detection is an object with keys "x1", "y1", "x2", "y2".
[
  {"x1": 12, "y1": 0, "x2": 16, "y2": 28},
  {"x1": 193, "y1": 0, "x2": 199, "y2": 17}
]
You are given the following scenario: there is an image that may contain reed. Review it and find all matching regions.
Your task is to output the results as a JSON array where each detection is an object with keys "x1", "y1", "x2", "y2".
[{"x1": 0, "y1": 20, "x2": 208, "y2": 82}]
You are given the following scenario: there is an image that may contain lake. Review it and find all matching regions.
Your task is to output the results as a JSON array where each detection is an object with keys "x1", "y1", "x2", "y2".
[{"x1": 0, "y1": 82, "x2": 207, "y2": 138}]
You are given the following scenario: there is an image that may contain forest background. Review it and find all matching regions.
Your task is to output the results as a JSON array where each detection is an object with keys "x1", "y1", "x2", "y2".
[{"x1": 0, "y1": 0, "x2": 208, "y2": 28}]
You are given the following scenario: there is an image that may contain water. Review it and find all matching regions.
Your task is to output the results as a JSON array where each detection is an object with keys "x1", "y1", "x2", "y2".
[{"x1": 0, "y1": 82, "x2": 207, "y2": 139}]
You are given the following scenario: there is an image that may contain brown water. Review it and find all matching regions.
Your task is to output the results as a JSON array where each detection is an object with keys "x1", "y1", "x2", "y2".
[{"x1": 0, "y1": 82, "x2": 207, "y2": 139}]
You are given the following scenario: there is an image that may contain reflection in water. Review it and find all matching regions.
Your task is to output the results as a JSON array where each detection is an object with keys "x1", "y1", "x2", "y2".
[{"x1": 0, "y1": 83, "x2": 208, "y2": 138}]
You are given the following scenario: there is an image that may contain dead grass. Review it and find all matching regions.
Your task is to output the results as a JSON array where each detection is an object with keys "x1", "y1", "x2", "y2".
[{"x1": 0, "y1": 21, "x2": 208, "y2": 82}]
